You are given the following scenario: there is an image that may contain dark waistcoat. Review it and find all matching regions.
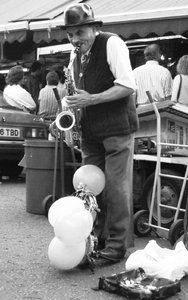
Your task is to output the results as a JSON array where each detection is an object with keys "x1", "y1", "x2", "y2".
[{"x1": 73, "y1": 32, "x2": 139, "y2": 139}]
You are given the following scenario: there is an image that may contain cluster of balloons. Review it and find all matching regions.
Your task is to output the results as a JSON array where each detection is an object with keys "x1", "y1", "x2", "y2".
[{"x1": 47, "y1": 164, "x2": 105, "y2": 270}]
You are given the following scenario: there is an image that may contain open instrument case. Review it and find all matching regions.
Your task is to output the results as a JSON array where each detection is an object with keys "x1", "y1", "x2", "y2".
[{"x1": 98, "y1": 268, "x2": 181, "y2": 299}]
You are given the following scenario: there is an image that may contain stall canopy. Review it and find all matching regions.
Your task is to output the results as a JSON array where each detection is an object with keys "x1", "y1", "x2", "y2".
[{"x1": 0, "y1": 0, "x2": 188, "y2": 44}]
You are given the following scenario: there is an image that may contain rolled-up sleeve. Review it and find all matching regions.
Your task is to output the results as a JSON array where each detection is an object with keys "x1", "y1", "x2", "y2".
[{"x1": 107, "y1": 36, "x2": 136, "y2": 91}]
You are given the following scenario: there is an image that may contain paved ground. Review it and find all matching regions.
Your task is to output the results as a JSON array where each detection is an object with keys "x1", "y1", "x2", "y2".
[{"x1": 1, "y1": 177, "x2": 188, "y2": 300}]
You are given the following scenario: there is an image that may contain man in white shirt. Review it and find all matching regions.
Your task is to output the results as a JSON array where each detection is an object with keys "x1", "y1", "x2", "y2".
[{"x1": 134, "y1": 44, "x2": 172, "y2": 105}]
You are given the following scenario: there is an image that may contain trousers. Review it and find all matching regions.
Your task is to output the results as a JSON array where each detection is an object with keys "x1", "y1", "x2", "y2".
[{"x1": 81, "y1": 133, "x2": 135, "y2": 252}]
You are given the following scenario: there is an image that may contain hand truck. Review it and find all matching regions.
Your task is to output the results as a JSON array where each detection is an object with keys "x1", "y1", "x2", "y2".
[{"x1": 134, "y1": 91, "x2": 188, "y2": 245}]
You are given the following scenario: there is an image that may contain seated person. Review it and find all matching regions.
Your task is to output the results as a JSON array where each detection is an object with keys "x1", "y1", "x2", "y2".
[
  {"x1": 38, "y1": 71, "x2": 66, "y2": 120},
  {"x1": 3, "y1": 66, "x2": 36, "y2": 113}
]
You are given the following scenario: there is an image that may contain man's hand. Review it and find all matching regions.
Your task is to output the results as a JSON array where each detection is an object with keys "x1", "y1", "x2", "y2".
[{"x1": 65, "y1": 89, "x2": 92, "y2": 108}]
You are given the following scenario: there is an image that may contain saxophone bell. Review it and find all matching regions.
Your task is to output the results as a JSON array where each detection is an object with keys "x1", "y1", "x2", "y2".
[
  {"x1": 55, "y1": 110, "x2": 75, "y2": 131},
  {"x1": 49, "y1": 110, "x2": 75, "y2": 138}
]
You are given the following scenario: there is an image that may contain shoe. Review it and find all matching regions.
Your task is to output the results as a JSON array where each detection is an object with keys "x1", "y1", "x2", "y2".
[
  {"x1": 77, "y1": 254, "x2": 95, "y2": 272},
  {"x1": 98, "y1": 247, "x2": 125, "y2": 262},
  {"x1": 78, "y1": 248, "x2": 124, "y2": 270},
  {"x1": 94, "y1": 257, "x2": 119, "y2": 267}
]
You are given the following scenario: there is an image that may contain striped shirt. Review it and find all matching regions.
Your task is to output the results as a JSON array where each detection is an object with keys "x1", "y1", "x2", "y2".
[
  {"x1": 134, "y1": 61, "x2": 172, "y2": 105},
  {"x1": 38, "y1": 83, "x2": 66, "y2": 119}
]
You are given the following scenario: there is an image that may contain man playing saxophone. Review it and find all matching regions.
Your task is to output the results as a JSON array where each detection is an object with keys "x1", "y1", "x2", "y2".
[{"x1": 61, "y1": 3, "x2": 138, "y2": 265}]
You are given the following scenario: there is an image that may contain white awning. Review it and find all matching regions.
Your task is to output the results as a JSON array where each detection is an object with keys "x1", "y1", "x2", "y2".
[{"x1": 0, "y1": 0, "x2": 187, "y2": 43}]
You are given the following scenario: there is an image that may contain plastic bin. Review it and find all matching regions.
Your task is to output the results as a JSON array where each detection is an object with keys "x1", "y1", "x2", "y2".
[{"x1": 24, "y1": 139, "x2": 76, "y2": 215}]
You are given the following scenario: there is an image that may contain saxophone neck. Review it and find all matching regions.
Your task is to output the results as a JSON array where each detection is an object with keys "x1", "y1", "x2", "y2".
[
  {"x1": 67, "y1": 46, "x2": 80, "y2": 69},
  {"x1": 64, "y1": 46, "x2": 80, "y2": 95}
]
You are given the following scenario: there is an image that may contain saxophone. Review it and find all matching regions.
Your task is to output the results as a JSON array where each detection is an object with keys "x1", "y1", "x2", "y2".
[{"x1": 51, "y1": 47, "x2": 81, "y2": 148}]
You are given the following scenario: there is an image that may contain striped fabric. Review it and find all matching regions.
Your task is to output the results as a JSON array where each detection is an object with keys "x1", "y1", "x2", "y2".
[
  {"x1": 134, "y1": 61, "x2": 172, "y2": 105},
  {"x1": 38, "y1": 83, "x2": 66, "y2": 119}
]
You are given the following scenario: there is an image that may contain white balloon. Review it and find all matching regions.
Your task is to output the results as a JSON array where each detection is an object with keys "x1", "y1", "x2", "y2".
[
  {"x1": 73, "y1": 164, "x2": 105, "y2": 195},
  {"x1": 54, "y1": 209, "x2": 93, "y2": 245},
  {"x1": 48, "y1": 237, "x2": 86, "y2": 270},
  {"x1": 48, "y1": 196, "x2": 85, "y2": 227}
]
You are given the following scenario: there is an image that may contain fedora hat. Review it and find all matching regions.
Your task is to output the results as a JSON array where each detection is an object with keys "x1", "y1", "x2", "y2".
[{"x1": 61, "y1": 3, "x2": 103, "y2": 29}]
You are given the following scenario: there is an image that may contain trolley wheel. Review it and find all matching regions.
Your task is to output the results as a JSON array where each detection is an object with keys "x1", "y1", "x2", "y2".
[
  {"x1": 42, "y1": 195, "x2": 57, "y2": 217},
  {"x1": 134, "y1": 209, "x2": 152, "y2": 237},
  {"x1": 142, "y1": 169, "x2": 187, "y2": 226},
  {"x1": 168, "y1": 219, "x2": 184, "y2": 246}
]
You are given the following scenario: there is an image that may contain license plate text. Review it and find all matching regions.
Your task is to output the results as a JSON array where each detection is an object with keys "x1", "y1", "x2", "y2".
[{"x1": 0, "y1": 127, "x2": 20, "y2": 137}]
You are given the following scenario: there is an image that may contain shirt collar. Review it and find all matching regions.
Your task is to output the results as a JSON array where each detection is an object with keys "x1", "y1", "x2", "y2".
[
  {"x1": 146, "y1": 60, "x2": 159, "y2": 65},
  {"x1": 81, "y1": 49, "x2": 90, "y2": 58}
]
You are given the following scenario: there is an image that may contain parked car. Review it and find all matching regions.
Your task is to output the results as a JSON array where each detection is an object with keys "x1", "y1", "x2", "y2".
[{"x1": 0, "y1": 106, "x2": 48, "y2": 178}]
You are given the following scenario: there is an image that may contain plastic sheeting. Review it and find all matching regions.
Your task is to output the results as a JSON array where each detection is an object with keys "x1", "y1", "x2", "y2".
[{"x1": 125, "y1": 240, "x2": 188, "y2": 281}]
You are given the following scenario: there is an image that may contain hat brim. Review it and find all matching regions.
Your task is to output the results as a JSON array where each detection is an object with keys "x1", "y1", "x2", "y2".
[{"x1": 60, "y1": 20, "x2": 103, "y2": 30}]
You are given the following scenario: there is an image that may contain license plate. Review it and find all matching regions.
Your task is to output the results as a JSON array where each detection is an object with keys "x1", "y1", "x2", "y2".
[{"x1": 0, "y1": 127, "x2": 21, "y2": 137}]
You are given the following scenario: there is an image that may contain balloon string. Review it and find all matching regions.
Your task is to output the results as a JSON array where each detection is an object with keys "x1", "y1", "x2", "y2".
[{"x1": 73, "y1": 187, "x2": 100, "y2": 213}]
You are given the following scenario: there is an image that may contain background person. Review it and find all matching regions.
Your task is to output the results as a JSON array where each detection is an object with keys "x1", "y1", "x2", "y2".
[
  {"x1": 3, "y1": 66, "x2": 36, "y2": 113},
  {"x1": 61, "y1": 3, "x2": 139, "y2": 264},
  {"x1": 38, "y1": 71, "x2": 66, "y2": 120},
  {"x1": 171, "y1": 55, "x2": 188, "y2": 105},
  {"x1": 50, "y1": 64, "x2": 66, "y2": 87},
  {"x1": 134, "y1": 43, "x2": 172, "y2": 105},
  {"x1": 26, "y1": 61, "x2": 43, "y2": 113},
  {"x1": 0, "y1": 74, "x2": 6, "y2": 106}
]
